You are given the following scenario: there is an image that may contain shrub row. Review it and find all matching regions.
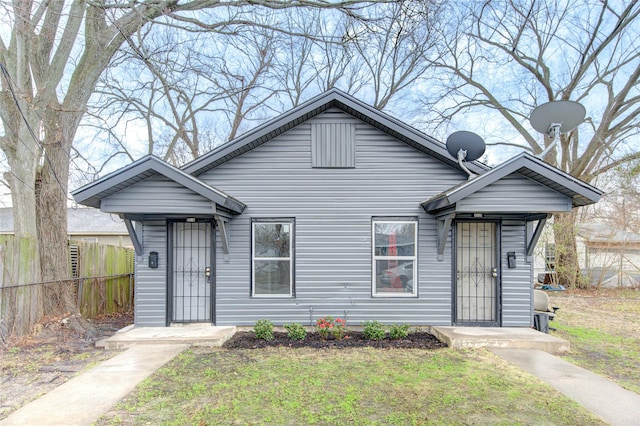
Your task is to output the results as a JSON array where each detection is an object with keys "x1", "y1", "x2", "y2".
[
  {"x1": 363, "y1": 321, "x2": 411, "y2": 340},
  {"x1": 253, "y1": 317, "x2": 413, "y2": 342}
]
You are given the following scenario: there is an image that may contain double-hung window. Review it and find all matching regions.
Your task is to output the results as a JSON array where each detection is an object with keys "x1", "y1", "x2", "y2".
[
  {"x1": 252, "y1": 219, "x2": 294, "y2": 297},
  {"x1": 373, "y1": 219, "x2": 417, "y2": 297}
]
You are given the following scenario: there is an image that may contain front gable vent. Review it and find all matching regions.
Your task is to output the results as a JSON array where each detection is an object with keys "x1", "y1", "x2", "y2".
[{"x1": 311, "y1": 123, "x2": 356, "y2": 168}]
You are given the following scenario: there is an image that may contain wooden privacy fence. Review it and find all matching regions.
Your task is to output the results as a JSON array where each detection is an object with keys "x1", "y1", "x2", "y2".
[
  {"x1": 73, "y1": 240, "x2": 135, "y2": 317},
  {"x1": 0, "y1": 236, "x2": 135, "y2": 343}
]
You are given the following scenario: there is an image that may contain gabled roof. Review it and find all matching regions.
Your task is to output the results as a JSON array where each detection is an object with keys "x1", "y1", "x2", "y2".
[
  {"x1": 578, "y1": 224, "x2": 640, "y2": 244},
  {"x1": 421, "y1": 152, "x2": 603, "y2": 213},
  {"x1": 0, "y1": 207, "x2": 128, "y2": 234},
  {"x1": 182, "y1": 88, "x2": 489, "y2": 176},
  {"x1": 72, "y1": 155, "x2": 246, "y2": 214}
]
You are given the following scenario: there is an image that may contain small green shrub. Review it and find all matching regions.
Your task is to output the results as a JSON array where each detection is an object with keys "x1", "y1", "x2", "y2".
[
  {"x1": 362, "y1": 320, "x2": 386, "y2": 341},
  {"x1": 389, "y1": 324, "x2": 411, "y2": 339},
  {"x1": 284, "y1": 322, "x2": 307, "y2": 340},
  {"x1": 254, "y1": 319, "x2": 274, "y2": 341}
]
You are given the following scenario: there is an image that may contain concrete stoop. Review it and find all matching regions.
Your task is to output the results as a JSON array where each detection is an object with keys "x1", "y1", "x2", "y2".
[
  {"x1": 96, "y1": 325, "x2": 237, "y2": 350},
  {"x1": 431, "y1": 326, "x2": 570, "y2": 355}
]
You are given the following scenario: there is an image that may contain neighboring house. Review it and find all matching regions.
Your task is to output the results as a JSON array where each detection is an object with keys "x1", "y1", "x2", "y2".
[
  {"x1": 577, "y1": 224, "x2": 640, "y2": 287},
  {"x1": 534, "y1": 224, "x2": 640, "y2": 288},
  {"x1": 72, "y1": 90, "x2": 602, "y2": 328},
  {"x1": 0, "y1": 207, "x2": 131, "y2": 247}
]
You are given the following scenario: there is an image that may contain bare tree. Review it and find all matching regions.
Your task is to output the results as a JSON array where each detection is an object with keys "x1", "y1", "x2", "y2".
[
  {"x1": 596, "y1": 161, "x2": 640, "y2": 233},
  {"x1": 347, "y1": 0, "x2": 444, "y2": 110},
  {"x1": 86, "y1": 1, "x2": 447, "y2": 174},
  {"x1": 213, "y1": 28, "x2": 281, "y2": 142},
  {"x1": 87, "y1": 26, "x2": 232, "y2": 168},
  {"x1": 0, "y1": 0, "x2": 387, "y2": 333},
  {"x1": 87, "y1": 22, "x2": 286, "y2": 170},
  {"x1": 272, "y1": 8, "x2": 362, "y2": 108},
  {"x1": 422, "y1": 0, "x2": 640, "y2": 288}
]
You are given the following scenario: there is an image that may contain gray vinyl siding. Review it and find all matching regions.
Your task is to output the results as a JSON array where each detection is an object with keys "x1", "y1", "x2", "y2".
[
  {"x1": 500, "y1": 220, "x2": 533, "y2": 327},
  {"x1": 101, "y1": 175, "x2": 216, "y2": 215},
  {"x1": 457, "y1": 174, "x2": 571, "y2": 213},
  {"x1": 134, "y1": 221, "x2": 167, "y2": 326},
  {"x1": 202, "y1": 110, "x2": 465, "y2": 326}
]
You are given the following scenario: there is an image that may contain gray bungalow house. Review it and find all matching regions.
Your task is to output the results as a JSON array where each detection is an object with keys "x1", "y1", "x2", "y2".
[{"x1": 72, "y1": 89, "x2": 602, "y2": 328}]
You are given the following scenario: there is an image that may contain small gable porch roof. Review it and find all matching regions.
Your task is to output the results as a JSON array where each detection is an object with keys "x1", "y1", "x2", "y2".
[
  {"x1": 71, "y1": 155, "x2": 246, "y2": 216},
  {"x1": 421, "y1": 152, "x2": 603, "y2": 215},
  {"x1": 421, "y1": 152, "x2": 603, "y2": 260}
]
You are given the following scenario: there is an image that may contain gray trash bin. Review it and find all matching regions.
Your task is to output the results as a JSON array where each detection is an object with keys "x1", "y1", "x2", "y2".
[{"x1": 534, "y1": 313, "x2": 549, "y2": 333}]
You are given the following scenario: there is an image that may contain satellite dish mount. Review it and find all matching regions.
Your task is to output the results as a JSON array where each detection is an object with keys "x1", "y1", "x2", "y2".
[
  {"x1": 530, "y1": 100, "x2": 586, "y2": 159},
  {"x1": 445, "y1": 131, "x2": 486, "y2": 180}
]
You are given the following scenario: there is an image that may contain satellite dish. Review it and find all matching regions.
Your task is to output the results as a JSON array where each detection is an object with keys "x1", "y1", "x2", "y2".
[
  {"x1": 530, "y1": 100, "x2": 586, "y2": 135},
  {"x1": 446, "y1": 131, "x2": 486, "y2": 179},
  {"x1": 530, "y1": 100, "x2": 586, "y2": 159},
  {"x1": 446, "y1": 131, "x2": 486, "y2": 162}
]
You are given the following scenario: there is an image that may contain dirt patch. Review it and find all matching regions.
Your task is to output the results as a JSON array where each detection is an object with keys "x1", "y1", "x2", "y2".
[
  {"x1": 224, "y1": 330, "x2": 447, "y2": 349},
  {"x1": 0, "y1": 311, "x2": 132, "y2": 420}
]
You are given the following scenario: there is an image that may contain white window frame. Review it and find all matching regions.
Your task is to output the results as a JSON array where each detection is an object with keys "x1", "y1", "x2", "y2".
[
  {"x1": 372, "y1": 219, "x2": 418, "y2": 297},
  {"x1": 251, "y1": 219, "x2": 294, "y2": 298}
]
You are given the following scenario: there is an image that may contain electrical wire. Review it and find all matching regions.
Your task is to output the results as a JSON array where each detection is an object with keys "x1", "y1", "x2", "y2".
[{"x1": 0, "y1": 61, "x2": 91, "y2": 202}]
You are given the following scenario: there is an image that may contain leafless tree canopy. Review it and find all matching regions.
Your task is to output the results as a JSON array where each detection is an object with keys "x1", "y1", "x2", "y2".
[
  {"x1": 423, "y1": 0, "x2": 639, "y2": 181},
  {"x1": 80, "y1": 1, "x2": 444, "y2": 176}
]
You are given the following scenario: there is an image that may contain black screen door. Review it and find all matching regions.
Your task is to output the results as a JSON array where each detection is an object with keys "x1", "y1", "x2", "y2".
[
  {"x1": 454, "y1": 221, "x2": 499, "y2": 325},
  {"x1": 171, "y1": 222, "x2": 213, "y2": 323}
]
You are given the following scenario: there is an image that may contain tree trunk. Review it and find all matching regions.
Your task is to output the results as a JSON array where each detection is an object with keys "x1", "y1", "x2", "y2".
[
  {"x1": 36, "y1": 109, "x2": 75, "y2": 315},
  {"x1": 552, "y1": 210, "x2": 587, "y2": 289}
]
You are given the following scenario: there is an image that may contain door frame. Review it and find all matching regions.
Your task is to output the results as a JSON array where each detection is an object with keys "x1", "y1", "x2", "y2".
[
  {"x1": 452, "y1": 219, "x2": 501, "y2": 326},
  {"x1": 167, "y1": 220, "x2": 216, "y2": 325}
]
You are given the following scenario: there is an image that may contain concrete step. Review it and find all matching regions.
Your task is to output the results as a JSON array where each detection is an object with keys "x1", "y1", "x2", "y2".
[
  {"x1": 96, "y1": 325, "x2": 237, "y2": 350},
  {"x1": 431, "y1": 326, "x2": 569, "y2": 354}
]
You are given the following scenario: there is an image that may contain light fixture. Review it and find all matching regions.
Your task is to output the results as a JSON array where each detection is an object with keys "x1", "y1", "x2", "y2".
[{"x1": 186, "y1": 217, "x2": 196, "y2": 223}]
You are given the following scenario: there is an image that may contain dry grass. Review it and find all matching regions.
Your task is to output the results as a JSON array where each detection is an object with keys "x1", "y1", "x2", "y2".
[{"x1": 550, "y1": 287, "x2": 640, "y2": 394}]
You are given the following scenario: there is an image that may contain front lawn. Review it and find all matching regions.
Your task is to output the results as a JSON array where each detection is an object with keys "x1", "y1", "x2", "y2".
[{"x1": 97, "y1": 347, "x2": 604, "y2": 425}]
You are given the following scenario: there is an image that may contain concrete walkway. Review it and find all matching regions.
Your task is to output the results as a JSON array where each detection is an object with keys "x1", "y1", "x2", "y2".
[
  {"x1": 492, "y1": 348, "x2": 640, "y2": 426},
  {"x1": 1, "y1": 344, "x2": 187, "y2": 426}
]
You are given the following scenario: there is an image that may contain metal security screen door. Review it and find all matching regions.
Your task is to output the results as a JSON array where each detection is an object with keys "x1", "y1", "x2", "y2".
[
  {"x1": 455, "y1": 222, "x2": 499, "y2": 325},
  {"x1": 171, "y1": 222, "x2": 213, "y2": 323}
]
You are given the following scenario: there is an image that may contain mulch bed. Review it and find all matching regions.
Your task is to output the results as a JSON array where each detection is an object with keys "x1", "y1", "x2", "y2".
[{"x1": 224, "y1": 331, "x2": 447, "y2": 350}]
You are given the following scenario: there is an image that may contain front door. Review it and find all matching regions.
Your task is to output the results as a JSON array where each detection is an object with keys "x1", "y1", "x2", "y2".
[
  {"x1": 170, "y1": 222, "x2": 213, "y2": 323},
  {"x1": 454, "y1": 221, "x2": 500, "y2": 325}
]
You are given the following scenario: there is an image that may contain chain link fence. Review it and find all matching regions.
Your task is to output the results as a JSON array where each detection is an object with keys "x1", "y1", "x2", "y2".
[
  {"x1": 0, "y1": 236, "x2": 135, "y2": 344},
  {"x1": 0, "y1": 274, "x2": 134, "y2": 344}
]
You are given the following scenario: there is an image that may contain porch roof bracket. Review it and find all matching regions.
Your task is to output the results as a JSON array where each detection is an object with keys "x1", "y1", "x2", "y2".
[
  {"x1": 215, "y1": 214, "x2": 230, "y2": 262},
  {"x1": 526, "y1": 214, "x2": 551, "y2": 260},
  {"x1": 123, "y1": 218, "x2": 143, "y2": 254},
  {"x1": 437, "y1": 213, "x2": 455, "y2": 260}
]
